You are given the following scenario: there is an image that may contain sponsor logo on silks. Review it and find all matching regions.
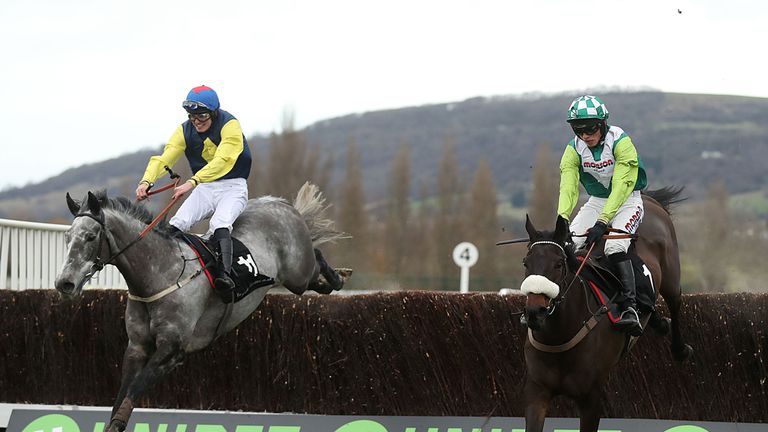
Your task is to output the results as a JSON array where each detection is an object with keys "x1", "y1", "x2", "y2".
[
  {"x1": 21, "y1": 414, "x2": 80, "y2": 432},
  {"x1": 583, "y1": 159, "x2": 614, "y2": 169},
  {"x1": 624, "y1": 206, "x2": 644, "y2": 232}
]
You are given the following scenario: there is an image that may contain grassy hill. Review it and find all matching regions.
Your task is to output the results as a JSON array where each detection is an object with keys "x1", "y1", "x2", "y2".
[{"x1": 1, "y1": 90, "x2": 766, "y2": 222}]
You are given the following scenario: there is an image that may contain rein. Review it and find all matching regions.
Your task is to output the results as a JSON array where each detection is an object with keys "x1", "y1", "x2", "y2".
[
  {"x1": 525, "y1": 234, "x2": 628, "y2": 353},
  {"x1": 77, "y1": 168, "x2": 182, "y2": 281}
]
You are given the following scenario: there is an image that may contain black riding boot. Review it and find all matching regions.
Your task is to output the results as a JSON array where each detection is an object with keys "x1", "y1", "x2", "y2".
[
  {"x1": 610, "y1": 253, "x2": 643, "y2": 336},
  {"x1": 213, "y1": 228, "x2": 236, "y2": 299}
]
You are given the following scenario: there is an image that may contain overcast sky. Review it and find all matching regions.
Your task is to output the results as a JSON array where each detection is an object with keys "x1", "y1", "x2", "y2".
[{"x1": 1, "y1": 0, "x2": 766, "y2": 190}]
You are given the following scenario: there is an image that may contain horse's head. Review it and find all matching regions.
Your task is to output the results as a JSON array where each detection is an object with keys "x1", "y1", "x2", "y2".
[
  {"x1": 520, "y1": 214, "x2": 571, "y2": 330},
  {"x1": 54, "y1": 191, "x2": 110, "y2": 298}
]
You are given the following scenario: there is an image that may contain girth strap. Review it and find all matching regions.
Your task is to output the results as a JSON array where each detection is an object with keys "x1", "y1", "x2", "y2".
[{"x1": 127, "y1": 268, "x2": 203, "y2": 303}]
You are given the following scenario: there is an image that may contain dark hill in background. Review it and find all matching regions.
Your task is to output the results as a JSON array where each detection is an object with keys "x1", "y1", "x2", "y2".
[
  {"x1": 2, "y1": 91, "x2": 766, "y2": 221},
  {"x1": 292, "y1": 91, "x2": 767, "y2": 202}
]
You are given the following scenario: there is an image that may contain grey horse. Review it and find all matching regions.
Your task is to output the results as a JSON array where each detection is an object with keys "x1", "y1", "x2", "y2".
[{"x1": 54, "y1": 182, "x2": 349, "y2": 432}]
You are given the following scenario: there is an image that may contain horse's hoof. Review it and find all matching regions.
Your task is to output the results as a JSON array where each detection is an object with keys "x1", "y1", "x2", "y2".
[
  {"x1": 107, "y1": 420, "x2": 127, "y2": 432},
  {"x1": 335, "y1": 268, "x2": 353, "y2": 282},
  {"x1": 673, "y1": 343, "x2": 693, "y2": 362}
]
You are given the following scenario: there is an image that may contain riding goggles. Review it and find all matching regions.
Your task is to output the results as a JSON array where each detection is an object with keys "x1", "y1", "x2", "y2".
[
  {"x1": 182, "y1": 100, "x2": 211, "y2": 112},
  {"x1": 571, "y1": 122, "x2": 601, "y2": 136},
  {"x1": 188, "y1": 112, "x2": 212, "y2": 122}
]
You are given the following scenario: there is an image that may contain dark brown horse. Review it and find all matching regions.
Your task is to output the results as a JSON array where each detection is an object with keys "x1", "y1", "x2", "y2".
[{"x1": 520, "y1": 187, "x2": 693, "y2": 432}]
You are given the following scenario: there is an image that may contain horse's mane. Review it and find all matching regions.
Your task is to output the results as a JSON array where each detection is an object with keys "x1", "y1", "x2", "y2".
[
  {"x1": 642, "y1": 186, "x2": 687, "y2": 215},
  {"x1": 563, "y1": 241, "x2": 581, "y2": 271},
  {"x1": 91, "y1": 190, "x2": 174, "y2": 237}
]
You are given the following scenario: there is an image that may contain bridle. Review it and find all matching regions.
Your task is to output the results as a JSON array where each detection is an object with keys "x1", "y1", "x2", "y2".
[
  {"x1": 524, "y1": 227, "x2": 638, "y2": 314},
  {"x1": 523, "y1": 234, "x2": 638, "y2": 353},
  {"x1": 525, "y1": 240, "x2": 578, "y2": 315},
  {"x1": 72, "y1": 211, "x2": 116, "y2": 282}
]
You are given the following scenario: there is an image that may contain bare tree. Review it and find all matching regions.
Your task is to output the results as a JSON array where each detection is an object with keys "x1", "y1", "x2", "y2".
[
  {"x1": 404, "y1": 180, "x2": 436, "y2": 288},
  {"x1": 384, "y1": 142, "x2": 411, "y2": 277},
  {"x1": 264, "y1": 109, "x2": 322, "y2": 200},
  {"x1": 432, "y1": 136, "x2": 465, "y2": 290},
  {"x1": 337, "y1": 137, "x2": 369, "y2": 272},
  {"x1": 246, "y1": 141, "x2": 262, "y2": 198},
  {"x1": 698, "y1": 181, "x2": 729, "y2": 292},
  {"x1": 528, "y1": 143, "x2": 558, "y2": 227},
  {"x1": 466, "y1": 159, "x2": 500, "y2": 291}
]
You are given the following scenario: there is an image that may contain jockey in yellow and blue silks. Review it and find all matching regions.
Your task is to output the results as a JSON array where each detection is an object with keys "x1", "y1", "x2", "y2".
[
  {"x1": 135, "y1": 85, "x2": 252, "y2": 296},
  {"x1": 557, "y1": 95, "x2": 646, "y2": 336}
]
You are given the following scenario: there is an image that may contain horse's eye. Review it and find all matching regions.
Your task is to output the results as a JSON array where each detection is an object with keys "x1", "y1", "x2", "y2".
[{"x1": 84, "y1": 233, "x2": 97, "y2": 242}]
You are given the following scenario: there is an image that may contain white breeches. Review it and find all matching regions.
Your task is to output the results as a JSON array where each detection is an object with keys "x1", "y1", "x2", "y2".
[
  {"x1": 570, "y1": 191, "x2": 644, "y2": 255},
  {"x1": 169, "y1": 178, "x2": 248, "y2": 234}
]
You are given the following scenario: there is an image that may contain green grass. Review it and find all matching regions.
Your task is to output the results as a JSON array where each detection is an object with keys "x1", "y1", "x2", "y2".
[{"x1": 729, "y1": 190, "x2": 768, "y2": 217}]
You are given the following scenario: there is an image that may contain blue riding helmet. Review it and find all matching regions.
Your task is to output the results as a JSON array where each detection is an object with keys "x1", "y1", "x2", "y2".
[{"x1": 182, "y1": 85, "x2": 220, "y2": 113}]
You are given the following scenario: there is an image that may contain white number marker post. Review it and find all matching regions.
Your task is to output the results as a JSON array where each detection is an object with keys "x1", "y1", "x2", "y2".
[{"x1": 452, "y1": 242, "x2": 479, "y2": 293}]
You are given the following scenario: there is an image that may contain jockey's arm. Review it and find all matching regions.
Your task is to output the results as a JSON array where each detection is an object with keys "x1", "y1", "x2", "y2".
[
  {"x1": 599, "y1": 137, "x2": 639, "y2": 224},
  {"x1": 557, "y1": 144, "x2": 581, "y2": 221},
  {"x1": 141, "y1": 126, "x2": 186, "y2": 184},
  {"x1": 189, "y1": 119, "x2": 244, "y2": 185}
]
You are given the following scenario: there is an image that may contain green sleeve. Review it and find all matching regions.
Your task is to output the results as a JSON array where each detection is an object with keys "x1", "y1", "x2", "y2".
[
  {"x1": 141, "y1": 126, "x2": 186, "y2": 183},
  {"x1": 599, "y1": 136, "x2": 639, "y2": 223},
  {"x1": 191, "y1": 119, "x2": 245, "y2": 184},
  {"x1": 557, "y1": 145, "x2": 581, "y2": 221}
]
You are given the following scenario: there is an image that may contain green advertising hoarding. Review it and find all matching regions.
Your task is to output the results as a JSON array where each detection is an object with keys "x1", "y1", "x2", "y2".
[{"x1": 7, "y1": 409, "x2": 765, "y2": 432}]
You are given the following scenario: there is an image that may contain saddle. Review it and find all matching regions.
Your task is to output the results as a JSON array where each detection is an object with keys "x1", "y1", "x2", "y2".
[
  {"x1": 577, "y1": 253, "x2": 657, "y2": 323},
  {"x1": 179, "y1": 233, "x2": 275, "y2": 303}
]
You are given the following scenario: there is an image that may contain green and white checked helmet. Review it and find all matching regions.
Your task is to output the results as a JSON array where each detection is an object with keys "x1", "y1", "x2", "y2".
[{"x1": 566, "y1": 95, "x2": 609, "y2": 122}]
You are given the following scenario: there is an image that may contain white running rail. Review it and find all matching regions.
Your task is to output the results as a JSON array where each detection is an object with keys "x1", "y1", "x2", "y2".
[{"x1": 0, "y1": 218, "x2": 126, "y2": 290}]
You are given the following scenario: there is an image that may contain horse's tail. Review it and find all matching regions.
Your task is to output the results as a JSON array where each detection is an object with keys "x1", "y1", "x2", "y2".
[
  {"x1": 642, "y1": 186, "x2": 687, "y2": 215},
  {"x1": 293, "y1": 181, "x2": 349, "y2": 247}
]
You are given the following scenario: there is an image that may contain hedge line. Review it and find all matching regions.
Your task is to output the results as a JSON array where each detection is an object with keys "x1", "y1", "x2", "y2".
[{"x1": 0, "y1": 290, "x2": 765, "y2": 422}]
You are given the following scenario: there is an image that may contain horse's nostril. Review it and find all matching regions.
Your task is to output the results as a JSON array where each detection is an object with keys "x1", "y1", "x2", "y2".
[{"x1": 57, "y1": 281, "x2": 75, "y2": 293}]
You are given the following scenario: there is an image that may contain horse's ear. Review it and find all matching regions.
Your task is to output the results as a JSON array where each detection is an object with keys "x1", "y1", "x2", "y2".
[
  {"x1": 96, "y1": 189, "x2": 108, "y2": 207},
  {"x1": 525, "y1": 214, "x2": 538, "y2": 240},
  {"x1": 87, "y1": 191, "x2": 102, "y2": 215},
  {"x1": 66, "y1": 193, "x2": 80, "y2": 216},
  {"x1": 554, "y1": 215, "x2": 569, "y2": 243}
]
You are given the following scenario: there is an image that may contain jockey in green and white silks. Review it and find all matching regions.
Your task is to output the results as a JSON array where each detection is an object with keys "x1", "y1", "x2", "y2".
[
  {"x1": 557, "y1": 95, "x2": 646, "y2": 336},
  {"x1": 136, "y1": 85, "x2": 251, "y2": 297},
  {"x1": 558, "y1": 124, "x2": 647, "y2": 253}
]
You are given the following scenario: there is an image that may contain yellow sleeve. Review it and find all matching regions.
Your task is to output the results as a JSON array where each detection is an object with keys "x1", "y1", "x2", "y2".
[
  {"x1": 141, "y1": 126, "x2": 186, "y2": 184},
  {"x1": 557, "y1": 145, "x2": 581, "y2": 221},
  {"x1": 190, "y1": 119, "x2": 244, "y2": 184},
  {"x1": 599, "y1": 137, "x2": 639, "y2": 223}
]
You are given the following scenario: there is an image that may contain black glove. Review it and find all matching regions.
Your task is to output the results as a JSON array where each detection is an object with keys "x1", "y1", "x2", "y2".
[{"x1": 584, "y1": 220, "x2": 608, "y2": 248}]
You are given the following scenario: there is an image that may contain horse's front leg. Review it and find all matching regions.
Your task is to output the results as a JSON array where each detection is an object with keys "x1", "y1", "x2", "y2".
[
  {"x1": 107, "y1": 337, "x2": 186, "y2": 432},
  {"x1": 523, "y1": 376, "x2": 551, "y2": 432},
  {"x1": 111, "y1": 342, "x2": 152, "y2": 419},
  {"x1": 574, "y1": 391, "x2": 602, "y2": 432}
]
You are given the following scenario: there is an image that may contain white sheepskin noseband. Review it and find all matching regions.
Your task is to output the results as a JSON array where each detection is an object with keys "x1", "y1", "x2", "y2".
[{"x1": 520, "y1": 274, "x2": 560, "y2": 299}]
